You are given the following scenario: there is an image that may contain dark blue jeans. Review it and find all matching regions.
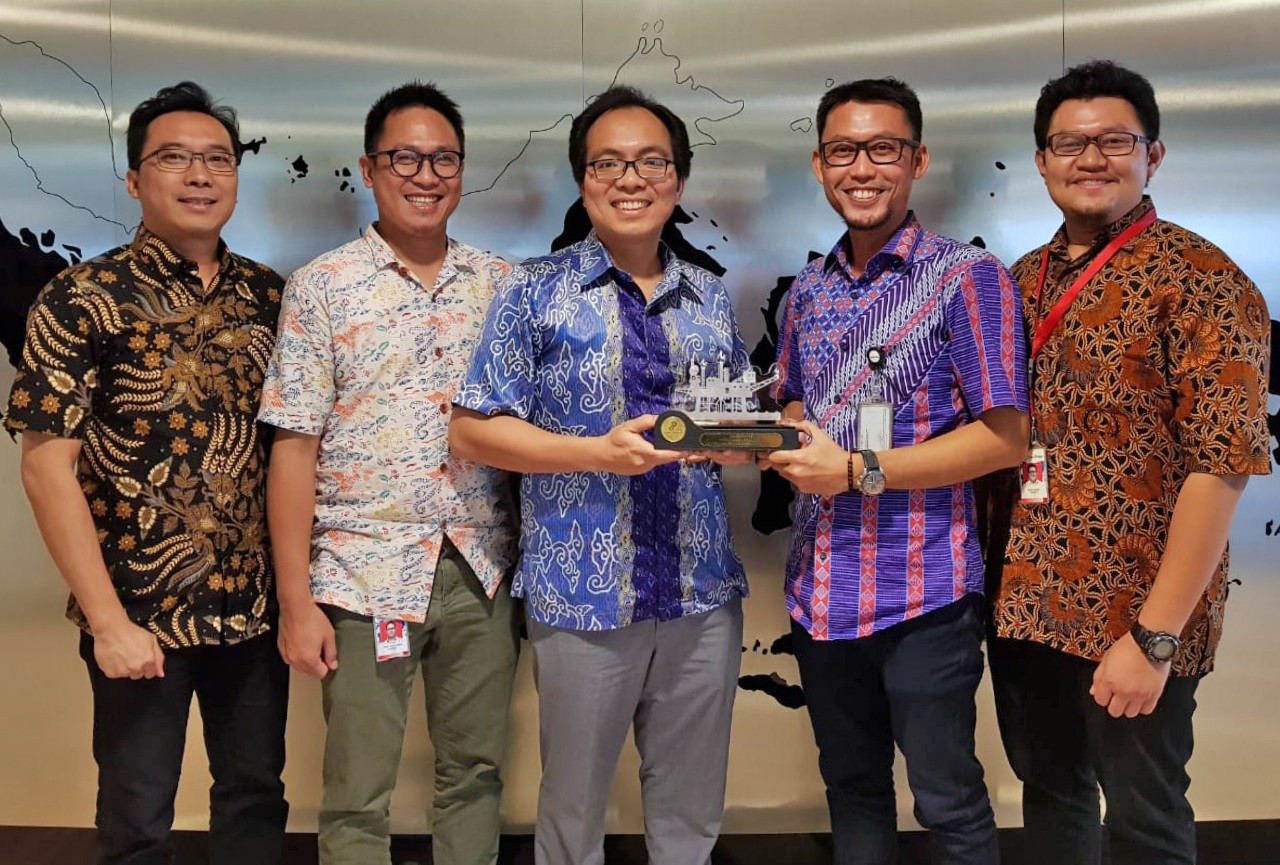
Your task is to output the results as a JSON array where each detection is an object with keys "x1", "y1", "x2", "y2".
[
  {"x1": 990, "y1": 636, "x2": 1200, "y2": 865},
  {"x1": 793, "y1": 595, "x2": 998, "y2": 865},
  {"x1": 81, "y1": 630, "x2": 289, "y2": 865}
]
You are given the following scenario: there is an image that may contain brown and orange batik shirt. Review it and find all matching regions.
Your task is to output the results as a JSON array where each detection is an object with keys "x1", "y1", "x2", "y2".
[
  {"x1": 993, "y1": 197, "x2": 1271, "y2": 676},
  {"x1": 4, "y1": 228, "x2": 283, "y2": 648}
]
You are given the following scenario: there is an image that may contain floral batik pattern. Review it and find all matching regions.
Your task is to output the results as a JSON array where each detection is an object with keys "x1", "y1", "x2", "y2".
[
  {"x1": 994, "y1": 198, "x2": 1271, "y2": 675},
  {"x1": 5, "y1": 229, "x2": 283, "y2": 647}
]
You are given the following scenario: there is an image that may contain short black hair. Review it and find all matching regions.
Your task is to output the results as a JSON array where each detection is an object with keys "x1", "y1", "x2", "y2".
[
  {"x1": 126, "y1": 81, "x2": 241, "y2": 170},
  {"x1": 568, "y1": 85, "x2": 692, "y2": 184},
  {"x1": 364, "y1": 81, "x2": 465, "y2": 156},
  {"x1": 817, "y1": 77, "x2": 923, "y2": 142},
  {"x1": 1033, "y1": 60, "x2": 1160, "y2": 150}
]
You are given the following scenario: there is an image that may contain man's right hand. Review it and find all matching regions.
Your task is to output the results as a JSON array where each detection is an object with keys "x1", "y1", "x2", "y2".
[
  {"x1": 92, "y1": 618, "x2": 166, "y2": 680},
  {"x1": 278, "y1": 599, "x2": 339, "y2": 679},
  {"x1": 593, "y1": 415, "x2": 687, "y2": 476}
]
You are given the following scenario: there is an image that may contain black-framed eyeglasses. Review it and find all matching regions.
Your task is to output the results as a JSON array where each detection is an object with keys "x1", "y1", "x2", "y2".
[
  {"x1": 140, "y1": 147, "x2": 239, "y2": 175},
  {"x1": 586, "y1": 157, "x2": 674, "y2": 182},
  {"x1": 819, "y1": 137, "x2": 920, "y2": 167},
  {"x1": 1044, "y1": 131, "x2": 1150, "y2": 157},
  {"x1": 367, "y1": 148, "x2": 464, "y2": 179}
]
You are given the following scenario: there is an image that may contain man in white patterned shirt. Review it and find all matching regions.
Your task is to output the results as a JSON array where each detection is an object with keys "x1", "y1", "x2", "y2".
[{"x1": 258, "y1": 81, "x2": 518, "y2": 865}]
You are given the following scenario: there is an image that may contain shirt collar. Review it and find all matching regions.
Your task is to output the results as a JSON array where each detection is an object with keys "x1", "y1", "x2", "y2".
[
  {"x1": 1047, "y1": 195, "x2": 1155, "y2": 263},
  {"x1": 577, "y1": 231, "x2": 704, "y2": 308},
  {"x1": 131, "y1": 224, "x2": 232, "y2": 282},
  {"x1": 362, "y1": 222, "x2": 461, "y2": 285},
  {"x1": 823, "y1": 211, "x2": 923, "y2": 280}
]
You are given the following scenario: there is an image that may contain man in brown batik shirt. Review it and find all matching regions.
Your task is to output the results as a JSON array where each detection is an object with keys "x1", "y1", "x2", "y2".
[
  {"x1": 989, "y1": 60, "x2": 1270, "y2": 865},
  {"x1": 5, "y1": 82, "x2": 288, "y2": 865}
]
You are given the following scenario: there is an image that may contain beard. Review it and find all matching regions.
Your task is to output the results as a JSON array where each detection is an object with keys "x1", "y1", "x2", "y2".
[{"x1": 826, "y1": 192, "x2": 896, "y2": 235}]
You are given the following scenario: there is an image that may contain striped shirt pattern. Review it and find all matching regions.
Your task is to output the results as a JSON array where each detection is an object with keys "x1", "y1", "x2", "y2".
[{"x1": 775, "y1": 214, "x2": 1027, "y2": 639}]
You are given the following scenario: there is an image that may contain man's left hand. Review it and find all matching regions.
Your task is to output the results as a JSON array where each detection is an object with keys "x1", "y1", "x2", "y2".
[
  {"x1": 758, "y1": 421, "x2": 850, "y2": 497},
  {"x1": 1090, "y1": 633, "x2": 1172, "y2": 718}
]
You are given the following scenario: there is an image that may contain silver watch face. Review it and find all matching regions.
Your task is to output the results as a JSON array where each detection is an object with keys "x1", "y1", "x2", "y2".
[
  {"x1": 1150, "y1": 636, "x2": 1178, "y2": 662},
  {"x1": 860, "y1": 470, "x2": 886, "y2": 497}
]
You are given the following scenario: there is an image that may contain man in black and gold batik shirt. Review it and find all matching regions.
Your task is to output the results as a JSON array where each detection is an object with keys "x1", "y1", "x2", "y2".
[{"x1": 5, "y1": 82, "x2": 288, "y2": 865}]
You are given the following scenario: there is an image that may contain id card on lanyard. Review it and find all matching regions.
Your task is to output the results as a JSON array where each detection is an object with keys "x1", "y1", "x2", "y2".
[
  {"x1": 1022, "y1": 208, "x2": 1157, "y2": 504},
  {"x1": 820, "y1": 234, "x2": 923, "y2": 458},
  {"x1": 857, "y1": 345, "x2": 893, "y2": 453},
  {"x1": 852, "y1": 236, "x2": 923, "y2": 456}
]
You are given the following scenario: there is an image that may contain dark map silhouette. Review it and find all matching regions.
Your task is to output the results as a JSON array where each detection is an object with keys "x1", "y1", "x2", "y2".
[
  {"x1": 747, "y1": 255, "x2": 826, "y2": 537},
  {"x1": 739, "y1": 632, "x2": 805, "y2": 709},
  {"x1": 0, "y1": 218, "x2": 75, "y2": 369}
]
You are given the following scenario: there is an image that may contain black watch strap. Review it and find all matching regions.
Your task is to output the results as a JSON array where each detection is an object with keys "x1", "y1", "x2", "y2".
[{"x1": 1131, "y1": 621, "x2": 1180, "y2": 663}]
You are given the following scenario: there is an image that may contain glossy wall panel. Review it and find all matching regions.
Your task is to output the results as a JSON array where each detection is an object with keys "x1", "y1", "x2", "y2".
[
  {"x1": 1062, "y1": 0, "x2": 1280, "y2": 826},
  {"x1": 0, "y1": 0, "x2": 1277, "y2": 834}
]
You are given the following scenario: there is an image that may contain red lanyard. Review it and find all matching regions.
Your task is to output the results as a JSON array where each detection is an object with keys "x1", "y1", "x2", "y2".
[{"x1": 1031, "y1": 208, "x2": 1156, "y2": 358}]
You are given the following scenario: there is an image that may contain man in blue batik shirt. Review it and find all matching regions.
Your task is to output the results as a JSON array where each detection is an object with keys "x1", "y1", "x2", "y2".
[{"x1": 451, "y1": 86, "x2": 749, "y2": 865}]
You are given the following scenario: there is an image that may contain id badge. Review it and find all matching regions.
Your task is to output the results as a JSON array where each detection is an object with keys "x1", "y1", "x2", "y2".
[
  {"x1": 1019, "y1": 446, "x2": 1050, "y2": 504},
  {"x1": 374, "y1": 617, "x2": 411, "y2": 662},
  {"x1": 857, "y1": 400, "x2": 893, "y2": 453}
]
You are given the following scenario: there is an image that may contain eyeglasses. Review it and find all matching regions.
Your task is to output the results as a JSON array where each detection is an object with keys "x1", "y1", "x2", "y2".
[
  {"x1": 367, "y1": 148, "x2": 463, "y2": 179},
  {"x1": 819, "y1": 137, "x2": 919, "y2": 167},
  {"x1": 586, "y1": 157, "x2": 674, "y2": 182},
  {"x1": 1044, "y1": 131, "x2": 1150, "y2": 157},
  {"x1": 140, "y1": 147, "x2": 239, "y2": 174}
]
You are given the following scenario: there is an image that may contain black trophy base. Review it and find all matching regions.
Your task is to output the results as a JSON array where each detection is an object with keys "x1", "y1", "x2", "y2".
[{"x1": 654, "y1": 410, "x2": 801, "y2": 451}]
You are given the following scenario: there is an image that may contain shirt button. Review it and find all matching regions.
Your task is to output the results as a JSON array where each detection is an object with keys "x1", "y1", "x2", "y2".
[
  {"x1": 397, "y1": 266, "x2": 410, "y2": 278},
  {"x1": 439, "y1": 462, "x2": 448, "y2": 473},
  {"x1": 434, "y1": 347, "x2": 444, "y2": 358},
  {"x1": 439, "y1": 403, "x2": 449, "y2": 413}
]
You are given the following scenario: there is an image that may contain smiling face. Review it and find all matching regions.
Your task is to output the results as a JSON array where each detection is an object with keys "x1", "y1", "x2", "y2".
[
  {"x1": 578, "y1": 106, "x2": 684, "y2": 254},
  {"x1": 812, "y1": 100, "x2": 928, "y2": 239},
  {"x1": 1036, "y1": 96, "x2": 1164, "y2": 241},
  {"x1": 359, "y1": 106, "x2": 463, "y2": 244},
  {"x1": 126, "y1": 110, "x2": 238, "y2": 249}
]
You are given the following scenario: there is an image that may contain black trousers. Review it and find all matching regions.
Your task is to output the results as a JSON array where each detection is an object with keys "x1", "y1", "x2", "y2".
[
  {"x1": 80, "y1": 630, "x2": 289, "y2": 865},
  {"x1": 989, "y1": 637, "x2": 1200, "y2": 865},
  {"x1": 793, "y1": 596, "x2": 998, "y2": 865}
]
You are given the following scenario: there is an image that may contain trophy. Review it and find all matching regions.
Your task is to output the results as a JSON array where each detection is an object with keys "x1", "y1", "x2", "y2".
[{"x1": 654, "y1": 356, "x2": 801, "y2": 451}]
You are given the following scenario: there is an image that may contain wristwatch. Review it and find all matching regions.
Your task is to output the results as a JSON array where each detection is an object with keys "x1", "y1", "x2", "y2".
[
  {"x1": 1130, "y1": 621, "x2": 1180, "y2": 663},
  {"x1": 857, "y1": 449, "x2": 886, "y2": 497}
]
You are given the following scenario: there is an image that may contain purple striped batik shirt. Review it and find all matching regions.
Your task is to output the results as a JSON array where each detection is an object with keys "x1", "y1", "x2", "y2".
[{"x1": 773, "y1": 214, "x2": 1027, "y2": 640}]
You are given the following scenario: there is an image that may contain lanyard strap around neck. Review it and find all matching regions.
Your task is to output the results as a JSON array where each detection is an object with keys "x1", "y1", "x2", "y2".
[{"x1": 1031, "y1": 208, "x2": 1157, "y2": 358}]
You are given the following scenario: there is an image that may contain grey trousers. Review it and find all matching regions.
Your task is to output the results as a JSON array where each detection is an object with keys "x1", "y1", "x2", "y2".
[
  {"x1": 318, "y1": 541, "x2": 520, "y2": 865},
  {"x1": 528, "y1": 598, "x2": 744, "y2": 865}
]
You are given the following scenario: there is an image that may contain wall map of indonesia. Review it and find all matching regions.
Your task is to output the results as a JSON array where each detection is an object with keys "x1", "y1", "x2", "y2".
[{"x1": 3, "y1": 27, "x2": 1278, "y2": 713}]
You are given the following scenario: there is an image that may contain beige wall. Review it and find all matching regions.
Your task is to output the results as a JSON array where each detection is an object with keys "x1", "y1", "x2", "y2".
[{"x1": 3, "y1": 376, "x2": 1279, "y2": 832}]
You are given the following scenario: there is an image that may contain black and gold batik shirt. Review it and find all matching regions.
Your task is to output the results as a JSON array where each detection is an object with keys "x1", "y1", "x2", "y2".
[{"x1": 4, "y1": 229, "x2": 284, "y2": 648}]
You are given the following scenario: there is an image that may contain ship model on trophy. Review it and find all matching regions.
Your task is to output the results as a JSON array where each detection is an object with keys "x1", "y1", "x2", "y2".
[{"x1": 654, "y1": 356, "x2": 801, "y2": 451}]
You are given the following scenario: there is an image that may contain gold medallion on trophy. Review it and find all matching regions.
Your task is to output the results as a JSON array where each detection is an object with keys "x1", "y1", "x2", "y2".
[{"x1": 659, "y1": 415, "x2": 687, "y2": 444}]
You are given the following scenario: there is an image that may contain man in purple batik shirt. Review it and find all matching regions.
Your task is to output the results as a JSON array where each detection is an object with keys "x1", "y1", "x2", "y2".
[{"x1": 762, "y1": 78, "x2": 1029, "y2": 865}]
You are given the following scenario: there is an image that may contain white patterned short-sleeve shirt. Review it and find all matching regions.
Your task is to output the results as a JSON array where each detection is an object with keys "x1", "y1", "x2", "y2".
[{"x1": 259, "y1": 226, "x2": 517, "y2": 621}]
